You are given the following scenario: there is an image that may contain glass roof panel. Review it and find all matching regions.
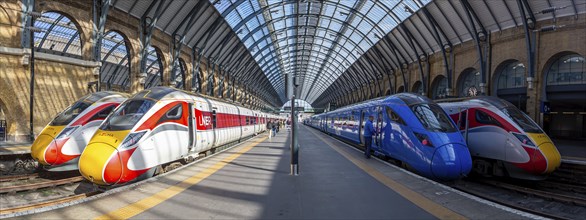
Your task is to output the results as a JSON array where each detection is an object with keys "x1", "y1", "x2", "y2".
[{"x1": 210, "y1": 0, "x2": 425, "y2": 103}]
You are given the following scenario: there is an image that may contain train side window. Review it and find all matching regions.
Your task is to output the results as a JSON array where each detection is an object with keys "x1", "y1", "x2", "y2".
[
  {"x1": 246, "y1": 116, "x2": 250, "y2": 125},
  {"x1": 212, "y1": 110, "x2": 217, "y2": 128},
  {"x1": 385, "y1": 106, "x2": 405, "y2": 125},
  {"x1": 475, "y1": 110, "x2": 502, "y2": 127},
  {"x1": 166, "y1": 104, "x2": 183, "y2": 119},
  {"x1": 90, "y1": 105, "x2": 115, "y2": 121}
]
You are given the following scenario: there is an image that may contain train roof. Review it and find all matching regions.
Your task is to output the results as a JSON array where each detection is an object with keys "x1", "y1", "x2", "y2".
[
  {"x1": 437, "y1": 96, "x2": 516, "y2": 110},
  {"x1": 394, "y1": 93, "x2": 435, "y2": 106},
  {"x1": 130, "y1": 86, "x2": 276, "y2": 114},
  {"x1": 81, "y1": 91, "x2": 129, "y2": 104},
  {"x1": 316, "y1": 93, "x2": 433, "y2": 116}
]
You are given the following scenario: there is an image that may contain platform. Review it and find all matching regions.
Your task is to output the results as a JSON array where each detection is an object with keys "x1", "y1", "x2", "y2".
[
  {"x1": 0, "y1": 142, "x2": 31, "y2": 155},
  {"x1": 14, "y1": 126, "x2": 543, "y2": 219},
  {"x1": 554, "y1": 138, "x2": 586, "y2": 165}
]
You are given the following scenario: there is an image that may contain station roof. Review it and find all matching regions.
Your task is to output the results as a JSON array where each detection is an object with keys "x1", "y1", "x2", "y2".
[{"x1": 106, "y1": 0, "x2": 584, "y2": 108}]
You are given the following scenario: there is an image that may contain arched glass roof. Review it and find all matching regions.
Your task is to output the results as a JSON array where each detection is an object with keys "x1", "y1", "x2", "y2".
[
  {"x1": 210, "y1": 0, "x2": 431, "y2": 103},
  {"x1": 281, "y1": 99, "x2": 313, "y2": 111}
]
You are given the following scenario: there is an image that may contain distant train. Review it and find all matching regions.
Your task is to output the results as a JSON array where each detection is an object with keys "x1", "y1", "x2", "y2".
[
  {"x1": 78, "y1": 87, "x2": 282, "y2": 186},
  {"x1": 307, "y1": 93, "x2": 472, "y2": 181},
  {"x1": 438, "y1": 96, "x2": 561, "y2": 180},
  {"x1": 31, "y1": 91, "x2": 129, "y2": 171}
]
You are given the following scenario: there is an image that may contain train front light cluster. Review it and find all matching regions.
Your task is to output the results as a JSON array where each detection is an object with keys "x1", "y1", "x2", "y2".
[
  {"x1": 55, "y1": 126, "x2": 78, "y2": 139},
  {"x1": 120, "y1": 131, "x2": 147, "y2": 149},
  {"x1": 414, "y1": 132, "x2": 433, "y2": 147},
  {"x1": 512, "y1": 133, "x2": 535, "y2": 147}
]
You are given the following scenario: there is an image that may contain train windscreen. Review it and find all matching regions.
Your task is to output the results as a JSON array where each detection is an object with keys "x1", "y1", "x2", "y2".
[
  {"x1": 501, "y1": 107, "x2": 543, "y2": 133},
  {"x1": 411, "y1": 104, "x2": 458, "y2": 133},
  {"x1": 100, "y1": 99, "x2": 154, "y2": 131},
  {"x1": 50, "y1": 101, "x2": 91, "y2": 126}
]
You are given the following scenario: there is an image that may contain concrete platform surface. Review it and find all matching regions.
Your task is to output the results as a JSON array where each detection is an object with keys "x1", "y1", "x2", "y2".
[{"x1": 16, "y1": 126, "x2": 543, "y2": 219}]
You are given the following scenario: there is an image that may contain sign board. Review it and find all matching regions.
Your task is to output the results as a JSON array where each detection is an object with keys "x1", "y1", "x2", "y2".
[{"x1": 540, "y1": 101, "x2": 550, "y2": 114}]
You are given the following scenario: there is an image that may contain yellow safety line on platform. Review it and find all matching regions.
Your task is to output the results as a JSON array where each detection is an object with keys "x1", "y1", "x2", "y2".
[
  {"x1": 307, "y1": 128, "x2": 467, "y2": 220},
  {"x1": 94, "y1": 136, "x2": 268, "y2": 220}
]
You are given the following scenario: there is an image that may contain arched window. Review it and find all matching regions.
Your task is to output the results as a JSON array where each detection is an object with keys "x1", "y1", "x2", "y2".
[
  {"x1": 458, "y1": 68, "x2": 481, "y2": 97},
  {"x1": 431, "y1": 75, "x2": 447, "y2": 99},
  {"x1": 100, "y1": 31, "x2": 130, "y2": 91},
  {"x1": 144, "y1": 46, "x2": 163, "y2": 89},
  {"x1": 171, "y1": 58, "x2": 187, "y2": 89},
  {"x1": 397, "y1": 86, "x2": 405, "y2": 93},
  {"x1": 497, "y1": 61, "x2": 526, "y2": 89},
  {"x1": 33, "y1": 12, "x2": 82, "y2": 58},
  {"x1": 494, "y1": 61, "x2": 527, "y2": 111},
  {"x1": 412, "y1": 81, "x2": 423, "y2": 95},
  {"x1": 547, "y1": 54, "x2": 585, "y2": 85}
]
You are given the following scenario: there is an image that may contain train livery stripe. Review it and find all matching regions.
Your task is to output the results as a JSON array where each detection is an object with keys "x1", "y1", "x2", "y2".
[
  {"x1": 70, "y1": 102, "x2": 118, "y2": 126},
  {"x1": 94, "y1": 136, "x2": 268, "y2": 220},
  {"x1": 137, "y1": 101, "x2": 188, "y2": 131},
  {"x1": 306, "y1": 128, "x2": 467, "y2": 220},
  {"x1": 527, "y1": 133, "x2": 561, "y2": 173}
]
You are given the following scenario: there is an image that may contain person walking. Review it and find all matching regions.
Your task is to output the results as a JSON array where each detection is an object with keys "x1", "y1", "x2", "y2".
[
  {"x1": 364, "y1": 115, "x2": 376, "y2": 159},
  {"x1": 271, "y1": 121, "x2": 277, "y2": 137}
]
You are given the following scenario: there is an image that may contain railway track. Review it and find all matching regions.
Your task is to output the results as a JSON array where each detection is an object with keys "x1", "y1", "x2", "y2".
[
  {"x1": 0, "y1": 191, "x2": 100, "y2": 215},
  {"x1": 0, "y1": 173, "x2": 39, "y2": 183},
  {"x1": 0, "y1": 176, "x2": 84, "y2": 194},
  {"x1": 450, "y1": 183, "x2": 573, "y2": 220},
  {"x1": 477, "y1": 179, "x2": 586, "y2": 207}
]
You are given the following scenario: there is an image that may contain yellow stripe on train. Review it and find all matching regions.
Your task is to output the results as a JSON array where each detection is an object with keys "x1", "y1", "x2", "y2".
[{"x1": 527, "y1": 133, "x2": 561, "y2": 173}]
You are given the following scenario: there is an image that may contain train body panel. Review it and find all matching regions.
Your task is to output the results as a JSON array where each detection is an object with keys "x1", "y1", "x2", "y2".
[
  {"x1": 308, "y1": 94, "x2": 472, "y2": 181},
  {"x1": 438, "y1": 96, "x2": 561, "y2": 180},
  {"x1": 79, "y1": 87, "x2": 275, "y2": 185},
  {"x1": 31, "y1": 91, "x2": 128, "y2": 171}
]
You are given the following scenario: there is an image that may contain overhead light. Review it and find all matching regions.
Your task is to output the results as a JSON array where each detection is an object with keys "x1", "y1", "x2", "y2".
[
  {"x1": 236, "y1": 29, "x2": 243, "y2": 34},
  {"x1": 339, "y1": 11, "x2": 349, "y2": 16},
  {"x1": 213, "y1": 0, "x2": 221, "y2": 5},
  {"x1": 270, "y1": 9, "x2": 279, "y2": 14}
]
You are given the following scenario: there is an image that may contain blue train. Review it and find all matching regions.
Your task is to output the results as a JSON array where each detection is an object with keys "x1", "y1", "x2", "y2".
[{"x1": 307, "y1": 93, "x2": 472, "y2": 180}]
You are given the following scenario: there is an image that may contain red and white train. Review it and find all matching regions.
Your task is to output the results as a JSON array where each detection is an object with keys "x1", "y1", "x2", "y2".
[
  {"x1": 31, "y1": 91, "x2": 128, "y2": 171},
  {"x1": 439, "y1": 96, "x2": 561, "y2": 180},
  {"x1": 79, "y1": 87, "x2": 282, "y2": 185}
]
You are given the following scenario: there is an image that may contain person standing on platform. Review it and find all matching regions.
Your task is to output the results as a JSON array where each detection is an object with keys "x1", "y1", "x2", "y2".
[
  {"x1": 364, "y1": 115, "x2": 376, "y2": 159},
  {"x1": 267, "y1": 120, "x2": 273, "y2": 139},
  {"x1": 271, "y1": 121, "x2": 277, "y2": 137}
]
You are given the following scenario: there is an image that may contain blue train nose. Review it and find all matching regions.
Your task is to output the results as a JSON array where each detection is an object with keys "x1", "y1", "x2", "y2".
[{"x1": 431, "y1": 144, "x2": 472, "y2": 180}]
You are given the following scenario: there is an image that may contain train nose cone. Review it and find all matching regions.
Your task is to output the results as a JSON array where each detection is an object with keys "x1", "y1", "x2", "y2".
[
  {"x1": 431, "y1": 144, "x2": 472, "y2": 180},
  {"x1": 31, "y1": 134, "x2": 55, "y2": 165},
  {"x1": 538, "y1": 142, "x2": 561, "y2": 173},
  {"x1": 79, "y1": 143, "x2": 122, "y2": 185}
]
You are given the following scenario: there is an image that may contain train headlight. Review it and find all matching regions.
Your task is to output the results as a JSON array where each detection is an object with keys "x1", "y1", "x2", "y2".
[
  {"x1": 56, "y1": 126, "x2": 78, "y2": 139},
  {"x1": 512, "y1": 133, "x2": 535, "y2": 147},
  {"x1": 414, "y1": 132, "x2": 433, "y2": 147},
  {"x1": 120, "y1": 131, "x2": 147, "y2": 149}
]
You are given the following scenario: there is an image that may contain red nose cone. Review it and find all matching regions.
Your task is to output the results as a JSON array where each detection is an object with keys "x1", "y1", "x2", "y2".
[{"x1": 103, "y1": 150, "x2": 123, "y2": 185}]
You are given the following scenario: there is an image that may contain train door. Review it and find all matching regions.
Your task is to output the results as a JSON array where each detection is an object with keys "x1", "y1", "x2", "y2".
[
  {"x1": 188, "y1": 103, "x2": 195, "y2": 151},
  {"x1": 211, "y1": 109, "x2": 217, "y2": 147},
  {"x1": 374, "y1": 107, "x2": 383, "y2": 149},
  {"x1": 359, "y1": 110, "x2": 365, "y2": 144}
]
